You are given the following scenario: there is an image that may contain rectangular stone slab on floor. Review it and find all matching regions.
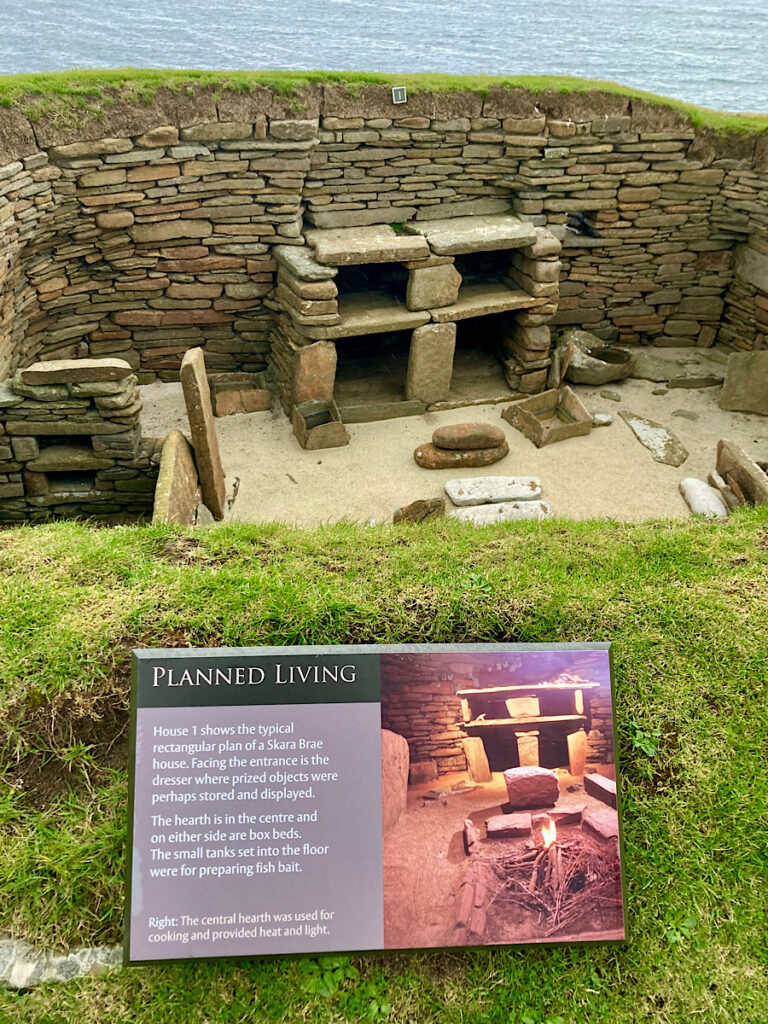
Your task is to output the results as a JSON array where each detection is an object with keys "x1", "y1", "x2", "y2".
[
  {"x1": 619, "y1": 411, "x2": 689, "y2": 467},
  {"x1": 306, "y1": 225, "x2": 430, "y2": 266},
  {"x1": 486, "y1": 813, "x2": 532, "y2": 838},
  {"x1": 179, "y1": 347, "x2": 226, "y2": 520},
  {"x1": 584, "y1": 773, "x2": 617, "y2": 809},
  {"x1": 448, "y1": 499, "x2": 552, "y2": 524},
  {"x1": 403, "y1": 215, "x2": 538, "y2": 254},
  {"x1": 444, "y1": 476, "x2": 542, "y2": 506}
]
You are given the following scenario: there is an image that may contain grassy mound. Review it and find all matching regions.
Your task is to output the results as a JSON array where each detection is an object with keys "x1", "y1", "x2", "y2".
[
  {"x1": 0, "y1": 68, "x2": 766, "y2": 132},
  {"x1": 1, "y1": 510, "x2": 767, "y2": 1022}
]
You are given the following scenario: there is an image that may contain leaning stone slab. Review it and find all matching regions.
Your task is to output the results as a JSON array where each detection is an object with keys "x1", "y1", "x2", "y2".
[
  {"x1": 619, "y1": 411, "x2": 688, "y2": 466},
  {"x1": 273, "y1": 244, "x2": 338, "y2": 281},
  {"x1": 503, "y1": 766, "x2": 559, "y2": 810},
  {"x1": 19, "y1": 358, "x2": 132, "y2": 385},
  {"x1": 152, "y1": 430, "x2": 201, "y2": 526},
  {"x1": 444, "y1": 476, "x2": 542, "y2": 506},
  {"x1": 180, "y1": 348, "x2": 226, "y2": 520},
  {"x1": 462, "y1": 736, "x2": 492, "y2": 783},
  {"x1": 308, "y1": 225, "x2": 429, "y2": 266},
  {"x1": 432, "y1": 421, "x2": 505, "y2": 451},
  {"x1": 679, "y1": 478, "x2": 728, "y2": 518},
  {"x1": 404, "y1": 215, "x2": 537, "y2": 254},
  {"x1": 719, "y1": 351, "x2": 768, "y2": 415},
  {"x1": 414, "y1": 441, "x2": 508, "y2": 470},
  {"x1": 448, "y1": 499, "x2": 552, "y2": 524},
  {"x1": 486, "y1": 812, "x2": 532, "y2": 839},
  {"x1": 716, "y1": 438, "x2": 768, "y2": 505}
]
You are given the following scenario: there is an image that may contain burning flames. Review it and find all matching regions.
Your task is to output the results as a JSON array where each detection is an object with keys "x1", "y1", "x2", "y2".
[{"x1": 541, "y1": 818, "x2": 557, "y2": 848}]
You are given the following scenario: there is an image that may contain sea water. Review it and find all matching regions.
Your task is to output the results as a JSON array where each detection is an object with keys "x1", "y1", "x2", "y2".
[{"x1": 0, "y1": 0, "x2": 765, "y2": 112}]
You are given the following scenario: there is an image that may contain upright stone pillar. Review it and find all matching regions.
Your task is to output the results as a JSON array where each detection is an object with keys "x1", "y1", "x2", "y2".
[
  {"x1": 516, "y1": 731, "x2": 540, "y2": 767},
  {"x1": 405, "y1": 323, "x2": 456, "y2": 404},
  {"x1": 292, "y1": 340, "x2": 337, "y2": 405},
  {"x1": 462, "y1": 737, "x2": 492, "y2": 783},
  {"x1": 567, "y1": 729, "x2": 588, "y2": 777}
]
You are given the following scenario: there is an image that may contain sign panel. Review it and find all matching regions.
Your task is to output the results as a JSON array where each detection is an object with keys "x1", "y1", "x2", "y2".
[{"x1": 126, "y1": 643, "x2": 625, "y2": 963}]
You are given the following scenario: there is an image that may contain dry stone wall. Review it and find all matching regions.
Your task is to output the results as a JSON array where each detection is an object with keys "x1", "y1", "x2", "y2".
[{"x1": 0, "y1": 84, "x2": 766, "y2": 523}]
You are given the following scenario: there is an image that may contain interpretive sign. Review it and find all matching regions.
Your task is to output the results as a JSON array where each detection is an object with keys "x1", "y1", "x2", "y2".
[{"x1": 126, "y1": 643, "x2": 625, "y2": 964}]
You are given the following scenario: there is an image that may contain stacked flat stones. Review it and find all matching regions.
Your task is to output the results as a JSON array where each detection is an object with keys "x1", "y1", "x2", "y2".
[
  {"x1": 414, "y1": 422, "x2": 509, "y2": 469},
  {"x1": 268, "y1": 217, "x2": 558, "y2": 417},
  {"x1": 444, "y1": 474, "x2": 552, "y2": 524},
  {"x1": 0, "y1": 358, "x2": 159, "y2": 523}
]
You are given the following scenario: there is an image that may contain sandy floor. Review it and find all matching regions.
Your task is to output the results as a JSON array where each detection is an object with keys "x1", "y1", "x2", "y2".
[{"x1": 140, "y1": 349, "x2": 768, "y2": 526}]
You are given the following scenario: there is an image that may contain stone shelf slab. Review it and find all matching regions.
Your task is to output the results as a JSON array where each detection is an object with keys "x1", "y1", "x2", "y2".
[
  {"x1": 445, "y1": 476, "x2": 542, "y2": 506},
  {"x1": 430, "y1": 283, "x2": 547, "y2": 323},
  {"x1": 404, "y1": 215, "x2": 537, "y2": 255},
  {"x1": 301, "y1": 292, "x2": 430, "y2": 339},
  {"x1": 26, "y1": 445, "x2": 114, "y2": 472},
  {"x1": 306, "y1": 225, "x2": 429, "y2": 266},
  {"x1": 273, "y1": 244, "x2": 337, "y2": 282}
]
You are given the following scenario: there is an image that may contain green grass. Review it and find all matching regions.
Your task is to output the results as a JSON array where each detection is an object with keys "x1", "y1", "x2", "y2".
[
  {"x1": 0, "y1": 68, "x2": 766, "y2": 132},
  {"x1": 0, "y1": 509, "x2": 767, "y2": 1022}
]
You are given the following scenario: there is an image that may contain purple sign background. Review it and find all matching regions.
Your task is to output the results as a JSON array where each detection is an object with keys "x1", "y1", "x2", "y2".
[{"x1": 130, "y1": 702, "x2": 383, "y2": 960}]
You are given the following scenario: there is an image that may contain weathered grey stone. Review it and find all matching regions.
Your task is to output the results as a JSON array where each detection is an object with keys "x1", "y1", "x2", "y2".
[
  {"x1": 0, "y1": 940, "x2": 121, "y2": 989},
  {"x1": 405, "y1": 323, "x2": 456, "y2": 404},
  {"x1": 381, "y1": 729, "x2": 409, "y2": 832},
  {"x1": 406, "y1": 262, "x2": 462, "y2": 311},
  {"x1": 404, "y1": 214, "x2": 537, "y2": 255},
  {"x1": 308, "y1": 224, "x2": 430, "y2": 266},
  {"x1": 679, "y1": 478, "x2": 728, "y2": 518},
  {"x1": 274, "y1": 244, "x2": 338, "y2": 282},
  {"x1": 733, "y1": 243, "x2": 768, "y2": 291},
  {"x1": 448, "y1": 499, "x2": 553, "y2": 524},
  {"x1": 619, "y1": 412, "x2": 689, "y2": 466},
  {"x1": 503, "y1": 766, "x2": 559, "y2": 810},
  {"x1": 415, "y1": 441, "x2": 509, "y2": 470},
  {"x1": 592, "y1": 413, "x2": 613, "y2": 427},
  {"x1": 668, "y1": 374, "x2": 723, "y2": 389},
  {"x1": 486, "y1": 812, "x2": 532, "y2": 838},
  {"x1": 562, "y1": 331, "x2": 634, "y2": 385},
  {"x1": 716, "y1": 439, "x2": 768, "y2": 505},
  {"x1": 309, "y1": 294, "x2": 429, "y2": 339},
  {"x1": 152, "y1": 430, "x2": 201, "y2": 526},
  {"x1": 600, "y1": 390, "x2": 622, "y2": 402},
  {"x1": 707, "y1": 470, "x2": 741, "y2": 512},
  {"x1": 444, "y1": 476, "x2": 541, "y2": 506},
  {"x1": 179, "y1": 348, "x2": 226, "y2": 520},
  {"x1": 719, "y1": 352, "x2": 768, "y2": 416},
  {"x1": 0, "y1": 381, "x2": 23, "y2": 408},
  {"x1": 20, "y1": 359, "x2": 132, "y2": 385}
]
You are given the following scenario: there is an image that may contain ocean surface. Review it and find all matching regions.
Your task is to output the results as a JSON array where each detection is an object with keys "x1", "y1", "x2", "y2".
[{"x1": 0, "y1": 0, "x2": 766, "y2": 113}]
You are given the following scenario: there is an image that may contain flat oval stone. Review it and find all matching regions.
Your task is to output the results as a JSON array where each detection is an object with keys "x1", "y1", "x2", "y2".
[
  {"x1": 432, "y1": 422, "x2": 506, "y2": 451},
  {"x1": 414, "y1": 441, "x2": 509, "y2": 469}
]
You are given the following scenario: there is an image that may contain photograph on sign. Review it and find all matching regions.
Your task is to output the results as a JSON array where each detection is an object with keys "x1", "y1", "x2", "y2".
[{"x1": 125, "y1": 643, "x2": 624, "y2": 964}]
